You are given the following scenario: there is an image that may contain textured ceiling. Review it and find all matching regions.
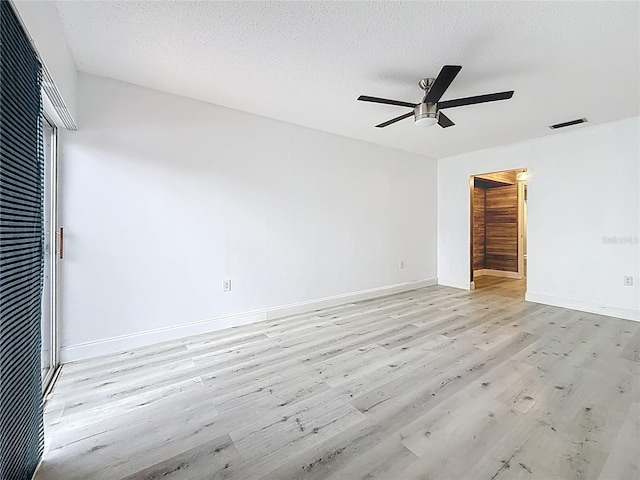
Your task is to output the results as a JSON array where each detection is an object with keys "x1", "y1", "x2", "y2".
[{"x1": 55, "y1": 1, "x2": 639, "y2": 159}]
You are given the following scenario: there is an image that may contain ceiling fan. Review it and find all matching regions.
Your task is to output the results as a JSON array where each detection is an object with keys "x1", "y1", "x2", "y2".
[{"x1": 358, "y1": 65, "x2": 514, "y2": 128}]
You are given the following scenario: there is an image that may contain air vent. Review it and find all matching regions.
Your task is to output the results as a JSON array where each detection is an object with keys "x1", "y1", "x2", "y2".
[{"x1": 549, "y1": 118, "x2": 588, "y2": 130}]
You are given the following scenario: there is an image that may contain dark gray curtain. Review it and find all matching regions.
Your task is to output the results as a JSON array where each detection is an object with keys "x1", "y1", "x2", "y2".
[{"x1": 0, "y1": 1, "x2": 45, "y2": 479}]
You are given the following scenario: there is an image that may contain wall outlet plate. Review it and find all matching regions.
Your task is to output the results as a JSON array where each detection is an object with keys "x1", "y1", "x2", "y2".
[
  {"x1": 623, "y1": 275, "x2": 633, "y2": 287},
  {"x1": 399, "y1": 260, "x2": 405, "y2": 269},
  {"x1": 223, "y1": 279, "x2": 232, "y2": 292}
]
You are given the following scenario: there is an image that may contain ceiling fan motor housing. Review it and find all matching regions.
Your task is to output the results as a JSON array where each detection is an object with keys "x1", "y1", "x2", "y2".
[{"x1": 414, "y1": 102, "x2": 438, "y2": 125}]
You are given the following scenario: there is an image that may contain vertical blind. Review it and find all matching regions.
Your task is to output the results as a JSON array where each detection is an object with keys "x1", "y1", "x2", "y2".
[{"x1": 0, "y1": 1, "x2": 45, "y2": 479}]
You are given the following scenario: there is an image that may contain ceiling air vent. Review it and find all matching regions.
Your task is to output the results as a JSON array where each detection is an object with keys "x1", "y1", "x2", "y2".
[{"x1": 549, "y1": 118, "x2": 587, "y2": 130}]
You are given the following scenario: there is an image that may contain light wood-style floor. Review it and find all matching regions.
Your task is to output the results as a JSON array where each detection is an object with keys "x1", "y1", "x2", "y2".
[{"x1": 37, "y1": 279, "x2": 639, "y2": 480}]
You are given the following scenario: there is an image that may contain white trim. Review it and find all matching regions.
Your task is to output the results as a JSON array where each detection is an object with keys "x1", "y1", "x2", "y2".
[
  {"x1": 474, "y1": 269, "x2": 522, "y2": 279},
  {"x1": 525, "y1": 292, "x2": 639, "y2": 322},
  {"x1": 438, "y1": 278, "x2": 472, "y2": 290},
  {"x1": 59, "y1": 278, "x2": 438, "y2": 363},
  {"x1": 517, "y1": 177, "x2": 526, "y2": 278},
  {"x1": 31, "y1": 458, "x2": 43, "y2": 480},
  {"x1": 42, "y1": 92, "x2": 65, "y2": 129}
]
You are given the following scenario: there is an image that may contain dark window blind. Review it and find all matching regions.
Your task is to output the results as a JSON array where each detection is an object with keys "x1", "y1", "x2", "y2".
[{"x1": 0, "y1": 2, "x2": 45, "y2": 479}]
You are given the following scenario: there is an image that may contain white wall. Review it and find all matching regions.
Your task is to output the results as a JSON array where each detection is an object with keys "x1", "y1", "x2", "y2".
[
  {"x1": 59, "y1": 73, "x2": 438, "y2": 361},
  {"x1": 438, "y1": 117, "x2": 640, "y2": 321},
  {"x1": 12, "y1": 0, "x2": 77, "y2": 123}
]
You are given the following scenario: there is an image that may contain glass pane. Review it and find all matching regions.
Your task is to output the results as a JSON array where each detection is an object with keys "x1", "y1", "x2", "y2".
[{"x1": 41, "y1": 120, "x2": 55, "y2": 385}]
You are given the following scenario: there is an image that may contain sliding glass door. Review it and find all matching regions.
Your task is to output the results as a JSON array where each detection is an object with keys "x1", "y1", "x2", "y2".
[{"x1": 41, "y1": 118, "x2": 59, "y2": 391}]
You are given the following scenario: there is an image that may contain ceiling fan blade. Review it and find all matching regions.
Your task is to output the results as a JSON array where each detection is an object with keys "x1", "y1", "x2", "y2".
[
  {"x1": 375, "y1": 111, "x2": 414, "y2": 128},
  {"x1": 358, "y1": 95, "x2": 417, "y2": 109},
  {"x1": 438, "y1": 112, "x2": 455, "y2": 128},
  {"x1": 424, "y1": 65, "x2": 462, "y2": 104},
  {"x1": 438, "y1": 91, "x2": 514, "y2": 110}
]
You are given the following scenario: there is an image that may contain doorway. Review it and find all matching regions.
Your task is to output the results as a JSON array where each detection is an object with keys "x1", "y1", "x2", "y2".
[{"x1": 470, "y1": 168, "x2": 527, "y2": 296}]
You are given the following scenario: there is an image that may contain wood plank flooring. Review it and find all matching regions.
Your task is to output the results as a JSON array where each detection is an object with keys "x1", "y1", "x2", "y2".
[{"x1": 36, "y1": 279, "x2": 640, "y2": 480}]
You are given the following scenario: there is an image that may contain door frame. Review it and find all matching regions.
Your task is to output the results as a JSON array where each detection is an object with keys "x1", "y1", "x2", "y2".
[
  {"x1": 469, "y1": 168, "x2": 527, "y2": 287},
  {"x1": 469, "y1": 176, "x2": 475, "y2": 288},
  {"x1": 42, "y1": 115, "x2": 61, "y2": 395},
  {"x1": 517, "y1": 177, "x2": 526, "y2": 280}
]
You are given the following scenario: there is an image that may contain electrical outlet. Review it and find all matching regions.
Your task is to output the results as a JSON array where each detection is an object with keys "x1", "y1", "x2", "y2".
[
  {"x1": 399, "y1": 260, "x2": 405, "y2": 269},
  {"x1": 223, "y1": 279, "x2": 232, "y2": 292},
  {"x1": 623, "y1": 275, "x2": 633, "y2": 287}
]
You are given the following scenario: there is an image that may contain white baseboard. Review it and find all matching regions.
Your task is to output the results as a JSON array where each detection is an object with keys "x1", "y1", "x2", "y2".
[
  {"x1": 474, "y1": 269, "x2": 522, "y2": 279},
  {"x1": 60, "y1": 310, "x2": 266, "y2": 363},
  {"x1": 437, "y1": 278, "x2": 472, "y2": 290},
  {"x1": 525, "y1": 292, "x2": 639, "y2": 322},
  {"x1": 60, "y1": 278, "x2": 438, "y2": 363},
  {"x1": 264, "y1": 278, "x2": 437, "y2": 320}
]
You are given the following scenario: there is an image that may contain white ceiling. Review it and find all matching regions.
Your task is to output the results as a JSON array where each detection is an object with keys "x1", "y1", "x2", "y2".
[{"x1": 55, "y1": 1, "x2": 639, "y2": 159}]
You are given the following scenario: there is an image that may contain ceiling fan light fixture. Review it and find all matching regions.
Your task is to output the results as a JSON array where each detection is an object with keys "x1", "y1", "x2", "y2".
[
  {"x1": 414, "y1": 103, "x2": 438, "y2": 127},
  {"x1": 414, "y1": 116, "x2": 438, "y2": 127}
]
